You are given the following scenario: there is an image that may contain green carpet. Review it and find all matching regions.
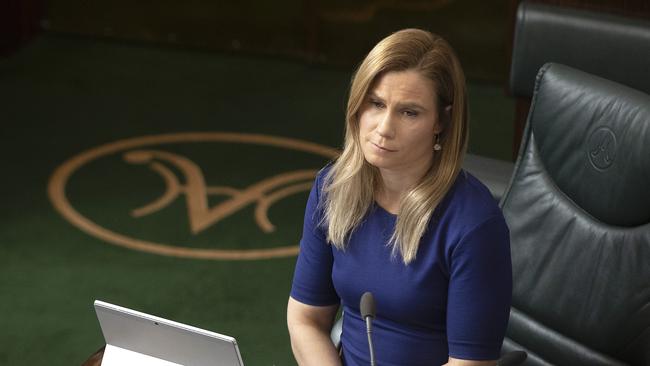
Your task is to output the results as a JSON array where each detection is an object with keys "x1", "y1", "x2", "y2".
[{"x1": 0, "y1": 34, "x2": 512, "y2": 365}]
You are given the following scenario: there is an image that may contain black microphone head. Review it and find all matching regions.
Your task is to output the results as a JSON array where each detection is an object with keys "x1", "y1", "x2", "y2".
[{"x1": 360, "y1": 292, "x2": 376, "y2": 319}]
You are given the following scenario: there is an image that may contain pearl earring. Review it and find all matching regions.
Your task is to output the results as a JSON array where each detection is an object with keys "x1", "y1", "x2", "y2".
[{"x1": 433, "y1": 134, "x2": 442, "y2": 151}]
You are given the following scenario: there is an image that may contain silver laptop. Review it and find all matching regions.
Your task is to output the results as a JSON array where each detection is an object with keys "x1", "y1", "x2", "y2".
[{"x1": 94, "y1": 300, "x2": 245, "y2": 366}]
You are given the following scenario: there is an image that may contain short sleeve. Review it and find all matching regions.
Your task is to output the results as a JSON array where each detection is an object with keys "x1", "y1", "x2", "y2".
[
  {"x1": 289, "y1": 170, "x2": 340, "y2": 306},
  {"x1": 447, "y1": 215, "x2": 512, "y2": 360}
]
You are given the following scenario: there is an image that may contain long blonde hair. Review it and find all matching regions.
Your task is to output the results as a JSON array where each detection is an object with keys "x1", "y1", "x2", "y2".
[{"x1": 323, "y1": 28, "x2": 468, "y2": 264}]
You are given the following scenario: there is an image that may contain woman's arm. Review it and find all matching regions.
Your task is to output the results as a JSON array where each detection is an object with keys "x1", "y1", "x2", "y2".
[
  {"x1": 444, "y1": 357, "x2": 497, "y2": 366},
  {"x1": 446, "y1": 216, "x2": 512, "y2": 365},
  {"x1": 287, "y1": 297, "x2": 341, "y2": 366}
]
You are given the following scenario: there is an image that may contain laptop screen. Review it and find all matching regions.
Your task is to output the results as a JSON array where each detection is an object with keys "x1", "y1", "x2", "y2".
[{"x1": 94, "y1": 300, "x2": 244, "y2": 366}]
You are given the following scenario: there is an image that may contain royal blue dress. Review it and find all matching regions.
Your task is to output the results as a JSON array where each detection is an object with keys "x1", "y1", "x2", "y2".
[{"x1": 290, "y1": 167, "x2": 512, "y2": 366}]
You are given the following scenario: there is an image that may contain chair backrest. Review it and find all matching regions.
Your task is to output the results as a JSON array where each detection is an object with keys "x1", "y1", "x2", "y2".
[
  {"x1": 510, "y1": 1, "x2": 650, "y2": 98},
  {"x1": 500, "y1": 63, "x2": 650, "y2": 365},
  {"x1": 508, "y1": 1, "x2": 650, "y2": 157}
]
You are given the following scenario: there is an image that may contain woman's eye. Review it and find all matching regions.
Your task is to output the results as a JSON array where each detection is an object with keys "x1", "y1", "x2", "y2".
[
  {"x1": 404, "y1": 110, "x2": 418, "y2": 117},
  {"x1": 370, "y1": 100, "x2": 384, "y2": 109}
]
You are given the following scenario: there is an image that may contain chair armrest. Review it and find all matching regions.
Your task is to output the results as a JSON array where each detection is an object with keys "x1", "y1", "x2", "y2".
[
  {"x1": 330, "y1": 315, "x2": 343, "y2": 350},
  {"x1": 463, "y1": 154, "x2": 514, "y2": 201},
  {"x1": 497, "y1": 350, "x2": 527, "y2": 366}
]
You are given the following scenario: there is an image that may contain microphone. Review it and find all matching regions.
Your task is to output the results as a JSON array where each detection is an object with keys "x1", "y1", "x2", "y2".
[{"x1": 360, "y1": 292, "x2": 376, "y2": 366}]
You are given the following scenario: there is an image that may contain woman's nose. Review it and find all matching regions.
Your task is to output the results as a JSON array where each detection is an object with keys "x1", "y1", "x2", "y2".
[{"x1": 376, "y1": 111, "x2": 395, "y2": 138}]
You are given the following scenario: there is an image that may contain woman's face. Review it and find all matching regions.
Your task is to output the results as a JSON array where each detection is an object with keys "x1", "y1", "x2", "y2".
[{"x1": 358, "y1": 69, "x2": 443, "y2": 174}]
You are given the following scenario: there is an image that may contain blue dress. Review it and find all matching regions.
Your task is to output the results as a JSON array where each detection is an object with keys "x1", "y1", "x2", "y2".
[{"x1": 290, "y1": 167, "x2": 512, "y2": 366}]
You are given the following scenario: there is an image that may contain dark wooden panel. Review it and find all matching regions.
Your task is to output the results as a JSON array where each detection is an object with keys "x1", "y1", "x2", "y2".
[
  {"x1": 41, "y1": 0, "x2": 509, "y2": 82},
  {"x1": 0, "y1": 0, "x2": 44, "y2": 56}
]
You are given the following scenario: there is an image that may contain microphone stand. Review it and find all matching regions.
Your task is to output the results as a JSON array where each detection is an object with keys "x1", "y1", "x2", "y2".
[
  {"x1": 360, "y1": 292, "x2": 376, "y2": 366},
  {"x1": 365, "y1": 316, "x2": 376, "y2": 366}
]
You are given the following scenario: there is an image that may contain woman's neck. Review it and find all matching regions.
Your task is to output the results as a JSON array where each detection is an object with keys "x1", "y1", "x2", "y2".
[{"x1": 376, "y1": 163, "x2": 431, "y2": 214}]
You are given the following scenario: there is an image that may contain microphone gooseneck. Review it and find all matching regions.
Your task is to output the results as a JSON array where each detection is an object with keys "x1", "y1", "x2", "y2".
[{"x1": 360, "y1": 292, "x2": 376, "y2": 366}]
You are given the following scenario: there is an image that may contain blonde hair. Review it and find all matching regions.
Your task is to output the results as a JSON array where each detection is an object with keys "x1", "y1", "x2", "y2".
[{"x1": 323, "y1": 28, "x2": 468, "y2": 264}]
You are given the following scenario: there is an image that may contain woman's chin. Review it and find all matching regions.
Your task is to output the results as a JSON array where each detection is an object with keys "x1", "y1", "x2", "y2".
[{"x1": 364, "y1": 154, "x2": 394, "y2": 170}]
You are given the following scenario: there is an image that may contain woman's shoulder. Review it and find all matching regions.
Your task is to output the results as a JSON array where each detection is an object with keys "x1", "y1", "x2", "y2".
[
  {"x1": 436, "y1": 170, "x2": 505, "y2": 230},
  {"x1": 313, "y1": 162, "x2": 334, "y2": 192},
  {"x1": 316, "y1": 162, "x2": 333, "y2": 179},
  {"x1": 307, "y1": 162, "x2": 337, "y2": 211}
]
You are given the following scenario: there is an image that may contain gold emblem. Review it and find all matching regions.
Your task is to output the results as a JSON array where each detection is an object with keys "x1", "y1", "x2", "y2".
[{"x1": 48, "y1": 132, "x2": 338, "y2": 260}]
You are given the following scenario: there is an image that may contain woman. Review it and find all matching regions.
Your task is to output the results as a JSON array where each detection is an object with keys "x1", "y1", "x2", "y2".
[{"x1": 287, "y1": 29, "x2": 512, "y2": 366}]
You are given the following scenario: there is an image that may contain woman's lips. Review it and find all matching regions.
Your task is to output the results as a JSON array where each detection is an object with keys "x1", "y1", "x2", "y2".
[{"x1": 371, "y1": 142, "x2": 397, "y2": 152}]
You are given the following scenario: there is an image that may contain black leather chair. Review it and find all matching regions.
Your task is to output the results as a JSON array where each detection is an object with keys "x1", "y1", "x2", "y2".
[
  {"x1": 510, "y1": 1, "x2": 650, "y2": 99},
  {"x1": 509, "y1": 0, "x2": 650, "y2": 155},
  {"x1": 463, "y1": 0, "x2": 650, "y2": 201},
  {"x1": 500, "y1": 62, "x2": 650, "y2": 365}
]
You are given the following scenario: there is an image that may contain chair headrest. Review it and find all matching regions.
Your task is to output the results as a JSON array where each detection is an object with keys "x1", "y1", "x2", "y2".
[
  {"x1": 510, "y1": 1, "x2": 650, "y2": 97},
  {"x1": 526, "y1": 63, "x2": 650, "y2": 227}
]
